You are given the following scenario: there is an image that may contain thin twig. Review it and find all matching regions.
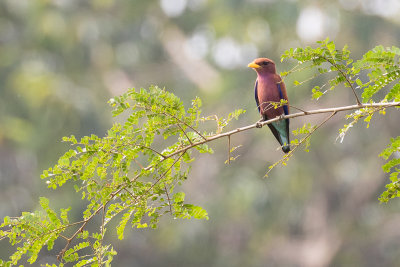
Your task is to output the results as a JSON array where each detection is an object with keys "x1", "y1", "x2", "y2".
[
  {"x1": 164, "y1": 184, "x2": 173, "y2": 214},
  {"x1": 162, "y1": 111, "x2": 207, "y2": 141},
  {"x1": 228, "y1": 135, "x2": 231, "y2": 164},
  {"x1": 266, "y1": 111, "x2": 337, "y2": 176},
  {"x1": 320, "y1": 55, "x2": 362, "y2": 105},
  {"x1": 145, "y1": 151, "x2": 187, "y2": 195},
  {"x1": 57, "y1": 192, "x2": 120, "y2": 261},
  {"x1": 140, "y1": 104, "x2": 207, "y2": 140},
  {"x1": 257, "y1": 100, "x2": 309, "y2": 115},
  {"x1": 98, "y1": 205, "x2": 106, "y2": 265},
  {"x1": 123, "y1": 188, "x2": 136, "y2": 200},
  {"x1": 176, "y1": 123, "x2": 193, "y2": 145},
  {"x1": 133, "y1": 144, "x2": 167, "y2": 159}
]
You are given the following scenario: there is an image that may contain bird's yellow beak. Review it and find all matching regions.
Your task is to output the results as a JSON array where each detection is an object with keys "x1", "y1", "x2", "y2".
[{"x1": 248, "y1": 62, "x2": 261, "y2": 69}]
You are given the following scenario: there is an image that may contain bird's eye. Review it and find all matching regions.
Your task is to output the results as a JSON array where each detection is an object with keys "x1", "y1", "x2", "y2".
[{"x1": 262, "y1": 61, "x2": 269, "y2": 65}]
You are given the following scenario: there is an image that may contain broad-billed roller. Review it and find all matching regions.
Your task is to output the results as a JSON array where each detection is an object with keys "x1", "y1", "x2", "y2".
[{"x1": 248, "y1": 58, "x2": 290, "y2": 153}]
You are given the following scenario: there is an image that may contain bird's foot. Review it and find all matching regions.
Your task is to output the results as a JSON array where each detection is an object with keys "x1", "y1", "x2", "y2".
[
  {"x1": 256, "y1": 119, "x2": 263, "y2": 128},
  {"x1": 278, "y1": 114, "x2": 285, "y2": 120}
]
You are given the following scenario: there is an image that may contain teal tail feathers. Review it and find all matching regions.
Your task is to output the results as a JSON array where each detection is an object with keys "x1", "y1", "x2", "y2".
[
  {"x1": 282, "y1": 144, "x2": 290, "y2": 153},
  {"x1": 270, "y1": 120, "x2": 290, "y2": 153}
]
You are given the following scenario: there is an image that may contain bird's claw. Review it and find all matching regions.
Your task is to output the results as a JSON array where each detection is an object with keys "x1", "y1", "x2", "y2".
[{"x1": 256, "y1": 120, "x2": 263, "y2": 128}]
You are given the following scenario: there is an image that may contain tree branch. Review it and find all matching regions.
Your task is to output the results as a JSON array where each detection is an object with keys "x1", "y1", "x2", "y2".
[{"x1": 163, "y1": 101, "x2": 400, "y2": 160}]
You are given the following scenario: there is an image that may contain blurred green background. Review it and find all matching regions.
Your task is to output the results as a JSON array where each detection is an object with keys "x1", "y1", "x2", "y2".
[{"x1": 1, "y1": 0, "x2": 400, "y2": 266}]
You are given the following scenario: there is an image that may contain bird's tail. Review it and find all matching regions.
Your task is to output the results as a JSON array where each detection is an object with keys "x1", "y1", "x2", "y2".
[
  {"x1": 279, "y1": 133, "x2": 290, "y2": 154},
  {"x1": 271, "y1": 120, "x2": 290, "y2": 153},
  {"x1": 282, "y1": 144, "x2": 290, "y2": 153}
]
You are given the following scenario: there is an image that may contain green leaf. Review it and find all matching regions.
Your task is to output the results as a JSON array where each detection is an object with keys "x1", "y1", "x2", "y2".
[
  {"x1": 63, "y1": 242, "x2": 90, "y2": 263},
  {"x1": 183, "y1": 204, "x2": 209, "y2": 220},
  {"x1": 387, "y1": 83, "x2": 400, "y2": 101},
  {"x1": 382, "y1": 159, "x2": 400, "y2": 173},
  {"x1": 327, "y1": 41, "x2": 335, "y2": 53},
  {"x1": 312, "y1": 86, "x2": 323, "y2": 100},
  {"x1": 117, "y1": 210, "x2": 134, "y2": 240},
  {"x1": 173, "y1": 192, "x2": 185, "y2": 203}
]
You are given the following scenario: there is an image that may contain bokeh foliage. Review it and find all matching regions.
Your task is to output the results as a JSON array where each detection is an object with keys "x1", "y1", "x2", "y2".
[
  {"x1": 1, "y1": 40, "x2": 399, "y2": 266},
  {"x1": 1, "y1": 1, "x2": 400, "y2": 266}
]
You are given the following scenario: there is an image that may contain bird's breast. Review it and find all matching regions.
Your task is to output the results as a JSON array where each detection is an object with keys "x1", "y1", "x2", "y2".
[{"x1": 257, "y1": 75, "x2": 284, "y2": 118}]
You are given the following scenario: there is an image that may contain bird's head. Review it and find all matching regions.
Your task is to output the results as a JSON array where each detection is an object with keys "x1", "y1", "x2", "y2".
[{"x1": 248, "y1": 58, "x2": 276, "y2": 74}]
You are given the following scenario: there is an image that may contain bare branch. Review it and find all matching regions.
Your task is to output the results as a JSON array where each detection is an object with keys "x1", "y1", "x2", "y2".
[
  {"x1": 176, "y1": 123, "x2": 193, "y2": 145},
  {"x1": 164, "y1": 184, "x2": 173, "y2": 214},
  {"x1": 164, "y1": 101, "x2": 400, "y2": 160},
  {"x1": 227, "y1": 135, "x2": 231, "y2": 164},
  {"x1": 131, "y1": 144, "x2": 167, "y2": 159}
]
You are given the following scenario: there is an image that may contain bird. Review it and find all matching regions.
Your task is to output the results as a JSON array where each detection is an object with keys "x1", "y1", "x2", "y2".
[{"x1": 248, "y1": 58, "x2": 290, "y2": 153}]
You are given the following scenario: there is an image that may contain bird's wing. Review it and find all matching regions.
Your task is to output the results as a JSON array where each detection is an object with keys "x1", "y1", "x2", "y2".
[
  {"x1": 277, "y1": 83, "x2": 289, "y2": 116},
  {"x1": 276, "y1": 80, "x2": 290, "y2": 145},
  {"x1": 254, "y1": 79, "x2": 260, "y2": 112}
]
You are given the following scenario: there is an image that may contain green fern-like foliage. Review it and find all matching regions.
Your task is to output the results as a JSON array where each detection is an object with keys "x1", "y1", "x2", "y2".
[
  {"x1": 0, "y1": 85, "x2": 245, "y2": 266},
  {"x1": 379, "y1": 136, "x2": 400, "y2": 202},
  {"x1": 281, "y1": 38, "x2": 400, "y2": 203}
]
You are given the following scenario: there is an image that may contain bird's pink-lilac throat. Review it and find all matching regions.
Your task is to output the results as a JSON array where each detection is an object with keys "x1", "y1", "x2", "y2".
[{"x1": 248, "y1": 58, "x2": 290, "y2": 153}]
